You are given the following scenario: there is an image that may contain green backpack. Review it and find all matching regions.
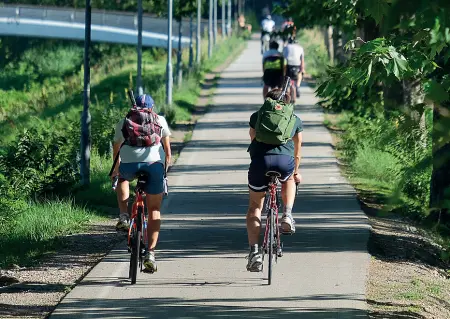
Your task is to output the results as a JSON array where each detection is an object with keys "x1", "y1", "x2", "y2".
[{"x1": 255, "y1": 98, "x2": 296, "y2": 145}]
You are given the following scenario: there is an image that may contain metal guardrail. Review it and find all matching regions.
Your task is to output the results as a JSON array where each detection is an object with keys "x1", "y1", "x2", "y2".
[{"x1": 0, "y1": 5, "x2": 213, "y2": 37}]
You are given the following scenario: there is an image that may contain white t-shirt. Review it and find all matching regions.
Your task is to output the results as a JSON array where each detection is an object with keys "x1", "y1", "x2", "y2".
[
  {"x1": 261, "y1": 19, "x2": 275, "y2": 32},
  {"x1": 283, "y1": 43, "x2": 304, "y2": 66},
  {"x1": 113, "y1": 115, "x2": 171, "y2": 164}
]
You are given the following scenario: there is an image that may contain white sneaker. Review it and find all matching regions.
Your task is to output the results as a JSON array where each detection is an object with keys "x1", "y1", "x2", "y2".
[
  {"x1": 281, "y1": 214, "x2": 296, "y2": 234},
  {"x1": 116, "y1": 213, "x2": 130, "y2": 231},
  {"x1": 246, "y1": 251, "x2": 263, "y2": 272}
]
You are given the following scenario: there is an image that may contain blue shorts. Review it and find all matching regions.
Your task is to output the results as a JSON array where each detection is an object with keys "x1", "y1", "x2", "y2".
[
  {"x1": 248, "y1": 155, "x2": 295, "y2": 192},
  {"x1": 119, "y1": 162, "x2": 165, "y2": 195}
]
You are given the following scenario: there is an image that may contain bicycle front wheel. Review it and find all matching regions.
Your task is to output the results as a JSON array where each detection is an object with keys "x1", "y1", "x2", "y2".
[{"x1": 130, "y1": 226, "x2": 141, "y2": 285}]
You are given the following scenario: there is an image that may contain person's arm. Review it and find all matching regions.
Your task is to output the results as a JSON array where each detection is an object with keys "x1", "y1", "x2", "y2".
[
  {"x1": 292, "y1": 132, "x2": 303, "y2": 176},
  {"x1": 162, "y1": 136, "x2": 172, "y2": 173},
  {"x1": 249, "y1": 127, "x2": 256, "y2": 141}
]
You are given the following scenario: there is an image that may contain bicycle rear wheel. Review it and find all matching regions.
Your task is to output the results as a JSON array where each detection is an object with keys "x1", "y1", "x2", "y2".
[
  {"x1": 268, "y1": 208, "x2": 274, "y2": 285},
  {"x1": 129, "y1": 224, "x2": 141, "y2": 285}
]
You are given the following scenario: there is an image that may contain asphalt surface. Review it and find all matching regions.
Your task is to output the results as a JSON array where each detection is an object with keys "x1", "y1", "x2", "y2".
[{"x1": 51, "y1": 39, "x2": 370, "y2": 319}]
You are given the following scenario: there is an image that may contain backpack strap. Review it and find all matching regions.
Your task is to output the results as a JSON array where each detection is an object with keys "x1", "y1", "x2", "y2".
[{"x1": 108, "y1": 142, "x2": 124, "y2": 177}]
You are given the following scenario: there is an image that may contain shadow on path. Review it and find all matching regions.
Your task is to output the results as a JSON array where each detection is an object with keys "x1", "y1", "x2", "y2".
[{"x1": 50, "y1": 296, "x2": 367, "y2": 319}]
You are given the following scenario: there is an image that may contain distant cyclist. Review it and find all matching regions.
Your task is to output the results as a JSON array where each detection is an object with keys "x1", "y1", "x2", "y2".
[
  {"x1": 245, "y1": 88, "x2": 303, "y2": 272},
  {"x1": 281, "y1": 17, "x2": 295, "y2": 43},
  {"x1": 260, "y1": 14, "x2": 275, "y2": 54},
  {"x1": 283, "y1": 37, "x2": 305, "y2": 98},
  {"x1": 111, "y1": 94, "x2": 172, "y2": 273},
  {"x1": 262, "y1": 41, "x2": 286, "y2": 99}
]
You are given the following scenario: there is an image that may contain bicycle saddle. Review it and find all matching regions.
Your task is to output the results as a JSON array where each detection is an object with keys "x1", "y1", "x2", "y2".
[
  {"x1": 136, "y1": 172, "x2": 149, "y2": 185},
  {"x1": 265, "y1": 171, "x2": 282, "y2": 177}
]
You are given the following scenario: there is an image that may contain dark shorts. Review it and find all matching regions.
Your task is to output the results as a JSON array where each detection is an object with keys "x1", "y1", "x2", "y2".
[
  {"x1": 248, "y1": 155, "x2": 295, "y2": 192},
  {"x1": 119, "y1": 162, "x2": 165, "y2": 195},
  {"x1": 287, "y1": 65, "x2": 301, "y2": 81},
  {"x1": 263, "y1": 69, "x2": 283, "y2": 88}
]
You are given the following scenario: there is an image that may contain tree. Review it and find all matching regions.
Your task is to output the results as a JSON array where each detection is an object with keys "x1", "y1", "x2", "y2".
[{"x1": 287, "y1": 0, "x2": 450, "y2": 224}]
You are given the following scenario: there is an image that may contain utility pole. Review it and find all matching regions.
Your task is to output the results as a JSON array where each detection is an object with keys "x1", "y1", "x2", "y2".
[
  {"x1": 136, "y1": 0, "x2": 143, "y2": 95},
  {"x1": 166, "y1": 0, "x2": 173, "y2": 105},
  {"x1": 227, "y1": 0, "x2": 232, "y2": 36},
  {"x1": 221, "y1": 0, "x2": 226, "y2": 38},
  {"x1": 196, "y1": 0, "x2": 201, "y2": 64},
  {"x1": 176, "y1": 19, "x2": 183, "y2": 86},
  {"x1": 81, "y1": 0, "x2": 91, "y2": 186},
  {"x1": 208, "y1": 0, "x2": 213, "y2": 57},
  {"x1": 189, "y1": 14, "x2": 194, "y2": 68},
  {"x1": 213, "y1": 0, "x2": 217, "y2": 45}
]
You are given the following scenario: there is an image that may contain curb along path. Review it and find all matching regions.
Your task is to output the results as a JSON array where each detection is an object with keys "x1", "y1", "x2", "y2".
[{"x1": 50, "y1": 39, "x2": 370, "y2": 319}]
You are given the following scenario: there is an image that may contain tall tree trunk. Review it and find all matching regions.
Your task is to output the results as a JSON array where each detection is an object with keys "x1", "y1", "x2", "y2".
[
  {"x1": 323, "y1": 25, "x2": 334, "y2": 64},
  {"x1": 333, "y1": 29, "x2": 346, "y2": 64},
  {"x1": 429, "y1": 102, "x2": 450, "y2": 226}
]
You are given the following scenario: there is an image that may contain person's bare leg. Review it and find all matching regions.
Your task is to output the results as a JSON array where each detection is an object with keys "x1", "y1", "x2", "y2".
[
  {"x1": 145, "y1": 193, "x2": 163, "y2": 250},
  {"x1": 296, "y1": 72, "x2": 303, "y2": 98},
  {"x1": 281, "y1": 176, "x2": 296, "y2": 232},
  {"x1": 116, "y1": 179, "x2": 129, "y2": 214},
  {"x1": 246, "y1": 190, "x2": 266, "y2": 246},
  {"x1": 281, "y1": 175, "x2": 296, "y2": 208}
]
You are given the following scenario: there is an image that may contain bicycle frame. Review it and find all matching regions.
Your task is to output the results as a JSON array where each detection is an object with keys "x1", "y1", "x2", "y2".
[
  {"x1": 262, "y1": 181, "x2": 281, "y2": 254},
  {"x1": 128, "y1": 185, "x2": 147, "y2": 249},
  {"x1": 127, "y1": 176, "x2": 148, "y2": 284},
  {"x1": 261, "y1": 176, "x2": 283, "y2": 285}
]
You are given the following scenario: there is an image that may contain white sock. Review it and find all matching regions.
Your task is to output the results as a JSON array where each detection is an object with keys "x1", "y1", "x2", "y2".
[{"x1": 283, "y1": 206, "x2": 293, "y2": 216}]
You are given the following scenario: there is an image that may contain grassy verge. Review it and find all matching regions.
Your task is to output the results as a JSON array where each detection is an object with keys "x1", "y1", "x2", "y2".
[
  {"x1": 0, "y1": 35, "x2": 246, "y2": 268},
  {"x1": 324, "y1": 111, "x2": 450, "y2": 260},
  {"x1": 0, "y1": 199, "x2": 107, "y2": 267}
]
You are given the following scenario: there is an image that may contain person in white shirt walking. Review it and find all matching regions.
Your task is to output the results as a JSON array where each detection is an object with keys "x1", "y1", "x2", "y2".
[
  {"x1": 260, "y1": 15, "x2": 275, "y2": 54},
  {"x1": 283, "y1": 38, "x2": 305, "y2": 98}
]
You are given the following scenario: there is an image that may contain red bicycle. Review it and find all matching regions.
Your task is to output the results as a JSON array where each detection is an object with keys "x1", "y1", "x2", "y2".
[
  {"x1": 113, "y1": 173, "x2": 149, "y2": 284},
  {"x1": 261, "y1": 172, "x2": 284, "y2": 286}
]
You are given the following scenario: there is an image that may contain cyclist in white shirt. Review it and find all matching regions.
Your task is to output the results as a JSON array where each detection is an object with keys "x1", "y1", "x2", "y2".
[
  {"x1": 111, "y1": 94, "x2": 172, "y2": 273},
  {"x1": 283, "y1": 38, "x2": 305, "y2": 98},
  {"x1": 260, "y1": 15, "x2": 275, "y2": 54}
]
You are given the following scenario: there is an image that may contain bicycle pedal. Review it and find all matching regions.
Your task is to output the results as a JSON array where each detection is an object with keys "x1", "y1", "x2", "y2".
[{"x1": 143, "y1": 268, "x2": 156, "y2": 274}]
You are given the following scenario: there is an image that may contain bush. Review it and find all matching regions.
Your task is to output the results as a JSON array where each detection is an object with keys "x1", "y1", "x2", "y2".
[{"x1": 0, "y1": 126, "x2": 79, "y2": 198}]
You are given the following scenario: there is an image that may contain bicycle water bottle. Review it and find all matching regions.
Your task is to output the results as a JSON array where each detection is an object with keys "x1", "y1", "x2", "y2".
[
  {"x1": 112, "y1": 175, "x2": 119, "y2": 191},
  {"x1": 163, "y1": 177, "x2": 168, "y2": 196}
]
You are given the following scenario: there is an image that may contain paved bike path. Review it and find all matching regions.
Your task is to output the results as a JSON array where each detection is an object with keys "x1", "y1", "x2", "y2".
[{"x1": 51, "y1": 39, "x2": 370, "y2": 318}]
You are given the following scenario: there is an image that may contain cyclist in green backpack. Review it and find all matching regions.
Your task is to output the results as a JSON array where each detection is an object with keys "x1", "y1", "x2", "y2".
[{"x1": 245, "y1": 87, "x2": 303, "y2": 272}]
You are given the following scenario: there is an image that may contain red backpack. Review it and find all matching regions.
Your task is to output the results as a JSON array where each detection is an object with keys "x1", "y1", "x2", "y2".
[{"x1": 121, "y1": 107, "x2": 162, "y2": 147}]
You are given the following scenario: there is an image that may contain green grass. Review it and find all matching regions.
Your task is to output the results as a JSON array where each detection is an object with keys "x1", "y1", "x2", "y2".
[
  {"x1": 352, "y1": 146, "x2": 401, "y2": 185},
  {"x1": 0, "y1": 199, "x2": 104, "y2": 268}
]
